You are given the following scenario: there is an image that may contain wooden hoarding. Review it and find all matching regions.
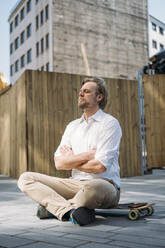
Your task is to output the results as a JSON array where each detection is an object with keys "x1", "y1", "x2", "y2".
[{"x1": 0, "y1": 71, "x2": 141, "y2": 178}]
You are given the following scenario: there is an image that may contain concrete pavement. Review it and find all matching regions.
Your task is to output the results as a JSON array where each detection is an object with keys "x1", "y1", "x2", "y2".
[{"x1": 0, "y1": 169, "x2": 165, "y2": 248}]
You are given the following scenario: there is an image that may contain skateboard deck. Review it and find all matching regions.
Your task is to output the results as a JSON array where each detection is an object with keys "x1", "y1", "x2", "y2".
[{"x1": 95, "y1": 202, "x2": 155, "y2": 220}]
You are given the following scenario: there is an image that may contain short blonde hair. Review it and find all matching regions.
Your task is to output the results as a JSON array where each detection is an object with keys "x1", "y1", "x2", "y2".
[{"x1": 81, "y1": 77, "x2": 108, "y2": 109}]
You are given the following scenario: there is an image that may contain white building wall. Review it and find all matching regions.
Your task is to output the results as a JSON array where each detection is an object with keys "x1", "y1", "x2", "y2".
[
  {"x1": 9, "y1": 0, "x2": 53, "y2": 84},
  {"x1": 148, "y1": 15, "x2": 165, "y2": 58}
]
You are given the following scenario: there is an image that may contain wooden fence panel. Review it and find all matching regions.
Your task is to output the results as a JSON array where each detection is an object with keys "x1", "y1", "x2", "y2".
[
  {"x1": 0, "y1": 76, "x2": 27, "y2": 178},
  {"x1": 143, "y1": 75, "x2": 165, "y2": 168},
  {"x1": 0, "y1": 70, "x2": 141, "y2": 178},
  {"x1": 105, "y1": 78, "x2": 141, "y2": 177},
  {"x1": 26, "y1": 71, "x2": 74, "y2": 178},
  {"x1": 0, "y1": 89, "x2": 10, "y2": 176}
]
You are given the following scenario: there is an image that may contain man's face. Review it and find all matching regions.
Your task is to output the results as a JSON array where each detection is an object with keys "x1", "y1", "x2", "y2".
[{"x1": 78, "y1": 82, "x2": 102, "y2": 110}]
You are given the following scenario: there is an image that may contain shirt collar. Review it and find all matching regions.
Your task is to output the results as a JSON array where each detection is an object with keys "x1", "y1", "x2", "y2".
[{"x1": 79, "y1": 109, "x2": 104, "y2": 123}]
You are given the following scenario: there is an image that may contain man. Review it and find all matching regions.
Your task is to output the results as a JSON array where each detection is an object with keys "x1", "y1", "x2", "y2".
[{"x1": 18, "y1": 77, "x2": 122, "y2": 226}]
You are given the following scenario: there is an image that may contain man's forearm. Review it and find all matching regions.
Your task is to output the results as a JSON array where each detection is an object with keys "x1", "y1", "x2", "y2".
[
  {"x1": 55, "y1": 151, "x2": 93, "y2": 170},
  {"x1": 76, "y1": 159, "x2": 106, "y2": 173}
]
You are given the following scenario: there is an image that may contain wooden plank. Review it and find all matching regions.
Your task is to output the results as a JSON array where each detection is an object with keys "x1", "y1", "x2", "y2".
[
  {"x1": 120, "y1": 80, "x2": 129, "y2": 177},
  {"x1": 37, "y1": 71, "x2": 44, "y2": 174},
  {"x1": 115, "y1": 79, "x2": 127, "y2": 178},
  {"x1": 126, "y1": 80, "x2": 134, "y2": 176},
  {"x1": 71, "y1": 74, "x2": 81, "y2": 120},
  {"x1": 16, "y1": 74, "x2": 27, "y2": 177},
  {"x1": 130, "y1": 80, "x2": 141, "y2": 176},
  {"x1": 30, "y1": 70, "x2": 40, "y2": 173},
  {"x1": 25, "y1": 70, "x2": 34, "y2": 172},
  {"x1": 47, "y1": 71, "x2": 57, "y2": 176},
  {"x1": 42, "y1": 71, "x2": 49, "y2": 175},
  {"x1": 10, "y1": 83, "x2": 17, "y2": 178},
  {"x1": 154, "y1": 76, "x2": 162, "y2": 165},
  {"x1": 0, "y1": 90, "x2": 10, "y2": 175}
]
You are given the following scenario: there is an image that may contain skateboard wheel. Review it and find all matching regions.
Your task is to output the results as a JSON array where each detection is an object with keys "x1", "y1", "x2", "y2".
[
  {"x1": 147, "y1": 206, "x2": 154, "y2": 216},
  {"x1": 128, "y1": 210, "x2": 140, "y2": 220}
]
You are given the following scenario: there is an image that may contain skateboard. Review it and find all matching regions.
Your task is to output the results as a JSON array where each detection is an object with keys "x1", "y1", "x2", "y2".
[{"x1": 95, "y1": 202, "x2": 155, "y2": 220}]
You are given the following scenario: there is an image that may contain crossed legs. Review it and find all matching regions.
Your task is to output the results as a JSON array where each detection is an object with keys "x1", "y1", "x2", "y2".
[{"x1": 18, "y1": 172, "x2": 120, "y2": 221}]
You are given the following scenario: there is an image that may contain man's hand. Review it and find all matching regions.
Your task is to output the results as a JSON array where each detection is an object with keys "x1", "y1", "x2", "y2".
[
  {"x1": 76, "y1": 156, "x2": 106, "y2": 173},
  {"x1": 60, "y1": 145, "x2": 74, "y2": 156},
  {"x1": 87, "y1": 149, "x2": 96, "y2": 160},
  {"x1": 60, "y1": 145, "x2": 96, "y2": 161}
]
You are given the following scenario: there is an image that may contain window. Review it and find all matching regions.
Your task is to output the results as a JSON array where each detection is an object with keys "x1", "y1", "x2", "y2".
[
  {"x1": 15, "y1": 37, "x2": 19, "y2": 50},
  {"x1": 46, "y1": 62, "x2": 49, "y2": 71},
  {"x1": 27, "y1": 0, "x2": 32, "y2": 13},
  {"x1": 15, "y1": 15, "x2": 19, "y2": 27},
  {"x1": 152, "y1": 40, "x2": 157, "y2": 49},
  {"x1": 152, "y1": 22, "x2": 157, "y2": 31},
  {"x1": 27, "y1": 49, "x2": 32, "y2": 63},
  {"x1": 45, "y1": 5, "x2": 49, "y2": 21},
  {"x1": 20, "y1": 30, "x2": 25, "y2": 44},
  {"x1": 45, "y1": 33, "x2": 49, "y2": 49},
  {"x1": 27, "y1": 24, "x2": 32, "y2": 38},
  {"x1": 159, "y1": 27, "x2": 164, "y2": 35},
  {"x1": 10, "y1": 43, "x2": 13, "y2": 54},
  {"x1": 41, "y1": 66, "x2": 44, "y2": 71},
  {"x1": 21, "y1": 54, "x2": 26, "y2": 68},
  {"x1": 36, "y1": 42, "x2": 39, "y2": 56},
  {"x1": 160, "y1": 43, "x2": 164, "y2": 51},
  {"x1": 36, "y1": 15, "x2": 39, "y2": 30},
  {"x1": 40, "y1": 10, "x2": 44, "y2": 25},
  {"x1": 10, "y1": 22, "x2": 13, "y2": 33},
  {"x1": 20, "y1": 7, "x2": 25, "y2": 21},
  {"x1": 15, "y1": 60, "x2": 19, "y2": 72},
  {"x1": 41, "y1": 38, "x2": 44, "y2": 53},
  {"x1": 10, "y1": 65, "x2": 14, "y2": 76}
]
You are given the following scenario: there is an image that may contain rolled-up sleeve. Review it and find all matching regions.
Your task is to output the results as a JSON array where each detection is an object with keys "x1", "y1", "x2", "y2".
[{"x1": 95, "y1": 119, "x2": 122, "y2": 169}]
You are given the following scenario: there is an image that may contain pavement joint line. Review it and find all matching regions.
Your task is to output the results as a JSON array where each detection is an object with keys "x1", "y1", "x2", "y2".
[{"x1": 12, "y1": 241, "x2": 39, "y2": 248}]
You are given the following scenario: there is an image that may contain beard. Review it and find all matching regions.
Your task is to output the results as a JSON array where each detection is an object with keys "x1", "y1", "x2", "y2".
[{"x1": 78, "y1": 98, "x2": 89, "y2": 109}]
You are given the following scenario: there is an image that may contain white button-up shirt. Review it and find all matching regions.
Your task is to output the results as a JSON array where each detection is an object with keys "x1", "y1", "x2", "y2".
[{"x1": 54, "y1": 109, "x2": 122, "y2": 188}]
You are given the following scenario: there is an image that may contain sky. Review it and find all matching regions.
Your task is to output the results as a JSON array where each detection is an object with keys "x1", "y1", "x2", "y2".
[{"x1": 0, "y1": 0, "x2": 165, "y2": 84}]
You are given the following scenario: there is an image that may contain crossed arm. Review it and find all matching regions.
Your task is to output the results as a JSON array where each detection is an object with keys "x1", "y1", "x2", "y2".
[{"x1": 54, "y1": 145, "x2": 106, "y2": 173}]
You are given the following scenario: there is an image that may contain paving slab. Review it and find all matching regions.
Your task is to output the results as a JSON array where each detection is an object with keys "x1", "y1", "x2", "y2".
[
  {"x1": 15, "y1": 231, "x2": 88, "y2": 247},
  {"x1": 109, "y1": 233, "x2": 165, "y2": 247},
  {"x1": 108, "y1": 240, "x2": 161, "y2": 248},
  {"x1": 0, "y1": 234, "x2": 36, "y2": 248},
  {"x1": 0, "y1": 169, "x2": 165, "y2": 248}
]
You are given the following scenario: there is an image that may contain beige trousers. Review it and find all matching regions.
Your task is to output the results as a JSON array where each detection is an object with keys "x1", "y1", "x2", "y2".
[{"x1": 18, "y1": 172, "x2": 120, "y2": 221}]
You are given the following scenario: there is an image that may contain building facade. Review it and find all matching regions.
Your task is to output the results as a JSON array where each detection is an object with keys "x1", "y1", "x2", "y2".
[
  {"x1": 9, "y1": 0, "x2": 148, "y2": 84},
  {"x1": 148, "y1": 15, "x2": 165, "y2": 58},
  {"x1": 9, "y1": 0, "x2": 53, "y2": 84}
]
